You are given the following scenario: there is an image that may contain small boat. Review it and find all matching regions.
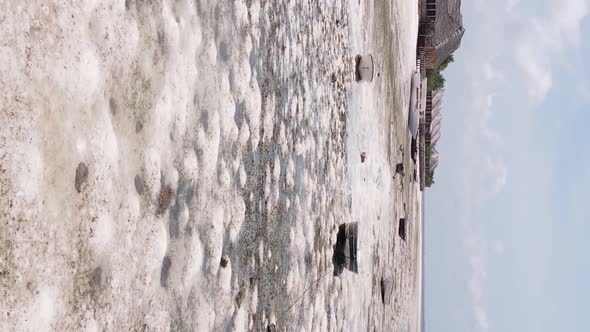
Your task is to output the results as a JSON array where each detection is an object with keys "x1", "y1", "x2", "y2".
[{"x1": 408, "y1": 71, "x2": 421, "y2": 138}]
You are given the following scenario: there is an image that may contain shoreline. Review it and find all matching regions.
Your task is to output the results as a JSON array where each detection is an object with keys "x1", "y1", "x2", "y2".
[{"x1": 345, "y1": 0, "x2": 421, "y2": 330}]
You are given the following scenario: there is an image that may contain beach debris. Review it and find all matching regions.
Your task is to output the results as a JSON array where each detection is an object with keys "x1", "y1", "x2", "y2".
[
  {"x1": 160, "y1": 255, "x2": 172, "y2": 288},
  {"x1": 411, "y1": 137, "x2": 417, "y2": 163},
  {"x1": 332, "y1": 222, "x2": 358, "y2": 276},
  {"x1": 355, "y1": 54, "x2": 374, "y2": 82},
  {"x1": 408, "y1": 71, "x2": 421, "y2": 137},
  {"x1": 91, "y1": 266, "x2": 103, "y2": 288},
  {"x1": 109, "y1": 97, "x2": 118, "y2": 116},
  {"x1": 220, "y1": 256, "x2": 228, "y2": 268},
  {"x1": 74, "y1": 162, "x2": 89, "y2": 193},
  {"x1": 395, "y1": 163, "x2": 405, "y2": 176},
  {"x1": 381, "y1": 277, "x2": 393, "y2": 304},
  {"x1": 398, "y1": 218, "x2": 407, "y2": 241},
  {"x1": 134, "y1": 174, "x2": 144, "y2": 195},
  {"x1": 361, "y1": 152, "x2": 367, "y2": 163},
  {"x1": 235, "y1": 289, "x2": 244, "y2": 308}
]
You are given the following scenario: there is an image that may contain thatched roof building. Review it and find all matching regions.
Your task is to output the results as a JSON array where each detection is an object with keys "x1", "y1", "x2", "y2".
[{"x1": 418, "y1": 0, "x2": 465, "y2": 69}]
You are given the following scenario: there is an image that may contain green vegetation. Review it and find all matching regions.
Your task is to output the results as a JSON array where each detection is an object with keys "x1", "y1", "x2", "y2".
[
  {"x1": 426, "y1": 55, "x2": 454, "y2": 91},
  {"x1": 425, "y1": 144, "x2": 436, "y2": 187},
  {"x1": 427, "y1": 70, "x2": 445, "y2": 91},
  {"x1": 426, "y1": 172, "x2": 435, "y2": 187},
  {"x1": 438, "y1": 55, "x2": 454, "y2": 71}
]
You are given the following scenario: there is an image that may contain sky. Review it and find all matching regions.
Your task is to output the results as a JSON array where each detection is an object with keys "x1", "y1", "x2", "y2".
[{"x1": 425, "y1": 0, "x2": 590, "y2": 331}]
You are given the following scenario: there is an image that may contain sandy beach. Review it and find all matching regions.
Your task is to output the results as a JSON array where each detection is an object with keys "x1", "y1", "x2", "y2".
[
  {"x1": 346, "y1": 0, "x2": 421, "y2": 330},
  {"x1": 0, "y1": 0, "x2": 422, "y2": 330}
]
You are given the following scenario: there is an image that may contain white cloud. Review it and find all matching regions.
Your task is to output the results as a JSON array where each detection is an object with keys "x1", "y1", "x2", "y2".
[
  {"x1": 482, "y1": 63, "x2": 504, "y2": 82},
  {"x1": 474, "y1": 305, "x2": 490, "y2": 331},
  {"x1": 486, "y1": 156, "x2": 508, "y2": 194},
  {"x1": 447, "y1": 1, "x2": 585, "y2": 330},
  {"x1": 552, "y1": 0, "x2": 588, "y2": 45},
  {"x1": 486, "y1": 94, "x2": 494, "y2": 108},
  {"x1": 505, "y1": 0, "x2": 521, "y2": 12},
  {"x1": 434, "y1": 0, "x2": 587, "y2": 330},
  {"x1": 513, "y1": 0, "x2": 589, "y2": 105},
  {"x1": 514, "y1": 39, "x2": 552, "y2": 105},
  {"x1": 465, "y1": 225, "x2": 489, "y2": 332},
  {"x1": 457, "y1": 10, "x2": 511, "y2": 327},
  {"x1": 493, "y1": 240, "x2": 505, "y2": 255},
  {"x1": 578, "y1": 80, "x2": 590, "y2": 105}
]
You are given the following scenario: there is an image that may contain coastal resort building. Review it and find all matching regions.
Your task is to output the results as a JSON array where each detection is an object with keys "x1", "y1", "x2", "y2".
[
  {"x1": 424, "y1": 88, "x2": 443, "y2": 187},
  {"x1": 419, "y1": 87, "x2": 444, "y2": 189},
  {"x1": 416, "y1": 0, "x2": 464, "y2": 190},
  {"x1": 417, "y1": 0, "x2": 465, "y2": 70}
]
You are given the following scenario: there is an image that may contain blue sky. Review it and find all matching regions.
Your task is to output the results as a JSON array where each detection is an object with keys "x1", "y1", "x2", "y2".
[{"x1": 425, "y1": 0, "x2": 590, "y2": 331}]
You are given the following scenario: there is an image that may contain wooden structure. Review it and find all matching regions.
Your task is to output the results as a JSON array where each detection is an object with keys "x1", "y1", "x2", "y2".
[
  {"x1": 417, "y1": 0, "x2": 465, "y2": 70},
  {"x1": 419, "y1": 88, "x2": 444, "y2": 189}
]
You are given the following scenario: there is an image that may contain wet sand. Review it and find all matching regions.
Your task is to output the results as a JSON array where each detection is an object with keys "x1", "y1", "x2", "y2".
[{"x1": 345, "y1": 0, "x2": 421, "y2": 330}]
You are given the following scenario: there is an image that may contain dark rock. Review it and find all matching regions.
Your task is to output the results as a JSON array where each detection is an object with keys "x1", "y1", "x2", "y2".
[
  {"x1": 26, "y1": 280, "x2": 36, "y2": 292},
  {"x1": 235, "y1": 289, "x2": 244, "y2": 307},
  {"x1": 398, "y1": 218, "x2": 406, "y2": 241},
  {"x1": 381, "y1": 278, "x2": 393, "y2": 304},
  {"x1": 333, "y1": 222, "x2": 358, "y2": 276},
  {"x1": 109, "y1": 97, "x2": 117, "y2": 116},
  {"x1": 75, "y1": 162, "x2": 89, "y2": 193},
  {"x1": 156, "y1": 186, "x2": 174, "y2": 215},
  {"x1": 134, "y1": 175, "x2": 144, "y2": 195},
  {"x1": 395, "y1": 163, "x2": 404, "y2": 176},
  {"x1": 91, "y1": 266, "x2": 102, "y2": 287},
  {"x1": 220, "y1": 256, "x2": 228, "y2": 268},
  {"x1": 354, "y1": 55, "x2": 362, "y2": 81},
  {"x1": 411, "y1": 137, "x2": 417, "y2": 163},
  {"x1": 360, "y1": 152, "x2": 367, "y2": 163},
  {"x1": 160, "y1": 256, "x2": 171, "y2": 288}
]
